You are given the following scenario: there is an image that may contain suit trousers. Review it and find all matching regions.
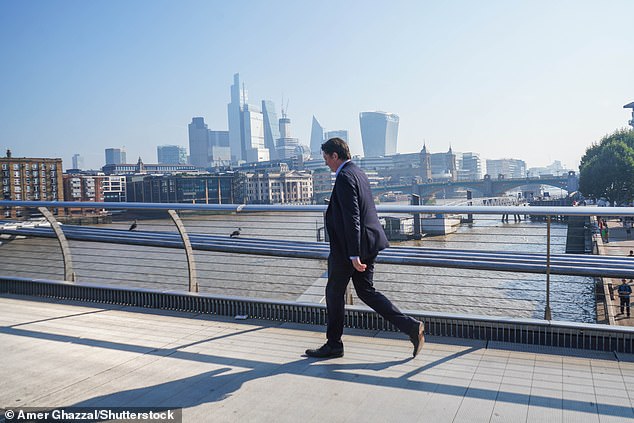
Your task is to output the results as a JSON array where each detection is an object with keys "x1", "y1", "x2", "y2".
[{"x1": 325, "y1": 255, "x2": 418, "y2": 348}]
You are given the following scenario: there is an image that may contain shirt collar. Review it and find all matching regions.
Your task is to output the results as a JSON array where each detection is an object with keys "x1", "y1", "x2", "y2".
[{"x1": 335, "y1": 159, "x2": 351, "y2": 177}]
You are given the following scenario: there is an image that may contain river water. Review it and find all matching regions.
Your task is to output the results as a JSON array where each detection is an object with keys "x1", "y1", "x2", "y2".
[{"x1": 0, "y1": 210, "x2": 595, "y2": 323}]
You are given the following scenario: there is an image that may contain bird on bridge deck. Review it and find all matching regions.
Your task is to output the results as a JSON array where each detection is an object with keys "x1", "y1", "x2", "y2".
[
  {"x1": 128, "y1": 219, "x2": 138, "y2": 231},
  {"x1": 230, "y1": 227, "x2": 241, "y2": 238}
]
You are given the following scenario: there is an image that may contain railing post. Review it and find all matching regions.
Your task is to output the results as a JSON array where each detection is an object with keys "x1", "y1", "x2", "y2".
[
  {"x1": 544, "y1": 215, "x2": 552, "y2": 320},
  {"x1": 37, "y1": 207, "x2": 75, "y2": 282},
  {"x1": 167, "y1": 209, "x2": 198, "y2": 293}
]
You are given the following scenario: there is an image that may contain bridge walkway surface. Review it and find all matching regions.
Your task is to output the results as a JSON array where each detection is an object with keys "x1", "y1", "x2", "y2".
[{"x1": 1, "y1": 295, "x2": 634, "y2": 423}]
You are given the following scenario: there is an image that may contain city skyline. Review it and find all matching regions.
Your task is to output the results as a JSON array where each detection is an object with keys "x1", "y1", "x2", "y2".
[{"x1": 1, "y1": 1, "x2": 633, "y2": 170}]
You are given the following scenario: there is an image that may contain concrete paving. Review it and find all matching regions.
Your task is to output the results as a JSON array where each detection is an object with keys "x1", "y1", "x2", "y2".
[{"x1": 1, "y1": 295, "x2": 634, "y2": 423}]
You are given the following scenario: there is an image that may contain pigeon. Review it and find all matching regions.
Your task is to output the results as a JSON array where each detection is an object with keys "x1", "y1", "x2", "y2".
[
  {"x1": 128, "y1": 219, "x2": 138, "y2": 231},
  {"x1": 230, "y1": 227, "x2": 241, "y2": 238}
]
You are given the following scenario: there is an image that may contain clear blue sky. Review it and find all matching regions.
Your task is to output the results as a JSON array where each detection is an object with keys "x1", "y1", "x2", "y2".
[{"x1": 1, "y1": 0, "x2": 632, "y2": 170}]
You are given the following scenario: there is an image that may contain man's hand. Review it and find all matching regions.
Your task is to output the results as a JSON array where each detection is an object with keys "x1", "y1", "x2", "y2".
[{"x1": 351, "y1": 257, "x2": 367, "y2": 272}]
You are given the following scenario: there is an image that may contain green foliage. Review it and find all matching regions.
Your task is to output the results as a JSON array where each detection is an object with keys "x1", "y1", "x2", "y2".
[{"x1": 579, "y1": 129, "x2": 634, "y2": 204}]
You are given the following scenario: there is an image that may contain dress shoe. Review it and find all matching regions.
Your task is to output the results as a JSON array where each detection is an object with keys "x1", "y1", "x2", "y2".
[
  {"x1": 409, "y1": 321, "x2": 425, "y2": 357},
  {"x1": 305, "y1": 343, "x2": 344, "y2": 358}
]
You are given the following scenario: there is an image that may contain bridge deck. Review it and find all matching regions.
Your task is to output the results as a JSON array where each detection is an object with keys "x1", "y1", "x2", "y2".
[{"x1": 1, "y1": 295, "x2": 634, "y2": 423}]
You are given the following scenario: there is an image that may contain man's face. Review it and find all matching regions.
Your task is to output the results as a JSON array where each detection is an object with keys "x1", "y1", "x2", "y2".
[{"x1": 323, "y1": 151, "x2": 340, "y2": 172}]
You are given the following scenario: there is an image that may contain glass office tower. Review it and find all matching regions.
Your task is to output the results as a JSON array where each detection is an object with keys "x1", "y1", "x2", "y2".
[{"x1": 359, "y1": 111, "x2": 399, "y2": 158}]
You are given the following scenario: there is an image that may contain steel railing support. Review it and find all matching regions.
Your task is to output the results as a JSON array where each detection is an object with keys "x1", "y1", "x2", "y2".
[
  {"x1": 544, "y1": 215, "x2": 552, "y2": 320},
  {"x1": 37, "y1": 207, "x2": 75, "y2": 282},
  {"x1": 168, "y1": 209, "x2": 198, "y2": 293}
]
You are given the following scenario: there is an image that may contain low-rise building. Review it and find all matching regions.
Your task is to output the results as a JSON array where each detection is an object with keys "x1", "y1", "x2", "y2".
[
  {"x1": 1, "y1": 150, "x2": 63, "y2": 218},
  {"x1": 126, "y1": 173, "x2": 241, "y2": 204},
  {"x1": 243, "y1": 169, "x2": 312, "y2": 204}
]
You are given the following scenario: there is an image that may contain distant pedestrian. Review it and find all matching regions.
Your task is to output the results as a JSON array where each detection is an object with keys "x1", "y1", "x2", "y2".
[{"x1": 617, "y1": 279, "x2": 632, "y2": 317}]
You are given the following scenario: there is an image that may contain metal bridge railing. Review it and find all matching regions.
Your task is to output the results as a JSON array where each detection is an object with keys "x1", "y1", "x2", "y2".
[{"x1": 1, "y1": 200, "x2": 633, "y2": 353}]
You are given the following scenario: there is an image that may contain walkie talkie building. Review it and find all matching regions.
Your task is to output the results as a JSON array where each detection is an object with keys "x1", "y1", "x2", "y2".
[{"x1": 359, "y1": 111, "x2": 399, "y2": 158}]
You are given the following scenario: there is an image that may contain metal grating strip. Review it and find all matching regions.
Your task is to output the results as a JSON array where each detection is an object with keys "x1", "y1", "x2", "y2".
[{"x1": 1, "y1": 276, "x2": 632, "y2": 354}]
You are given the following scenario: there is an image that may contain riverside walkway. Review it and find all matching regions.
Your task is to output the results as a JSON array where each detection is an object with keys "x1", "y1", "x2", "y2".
[
  {"x1": 2, "y1": 295, "x2": 634, "y2": 423},
  {"x1": 599, "y1": 221, "x2": 634, "y2": 327}
]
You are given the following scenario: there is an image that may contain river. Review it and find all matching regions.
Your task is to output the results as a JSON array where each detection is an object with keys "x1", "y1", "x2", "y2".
[{"x1": 0, "y1": 209, "x2": 595, "y2": 323}]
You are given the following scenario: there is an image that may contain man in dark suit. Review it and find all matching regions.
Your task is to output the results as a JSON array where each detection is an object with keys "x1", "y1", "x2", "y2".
[{"x1": 306, "y1": 138, "x2": 425, "y2": 359}]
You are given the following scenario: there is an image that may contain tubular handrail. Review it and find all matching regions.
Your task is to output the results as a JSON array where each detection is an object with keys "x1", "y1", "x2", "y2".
[
  {"x1": 2, "y1": 200, "x2": 634, "y2": 217},
  {"x1": 3, "y1": 224, "x2": 634, "y2": 279}
]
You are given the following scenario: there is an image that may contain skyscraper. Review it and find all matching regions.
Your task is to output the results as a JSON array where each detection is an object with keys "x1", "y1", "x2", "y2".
[
  {"x1": 243, "y1": 104, "x2": 268, "y2": 163},
  {"x1": 276, "y1": 112, "x2": 299, "y2": 160},
  {"x1": 188, "y1": 117, "x2": 210, "y2": 168},
  {"x1": 188, "y1": 117, "x2": 231, "y2": 168},
  {"x1": 228, "y1": 73, "x2": 246, "y2": 163},
  {"x1": 310, "y1": 116, "x2": 325, "y2": 158},
  {"x1": 72, "y1": 153, "x2": 84, "y2": 170},
  {"x1": 262, "y1": 100, "x2": 280, "y2": 161},
  {"x1": 105, "y1": 148, "x2": 126, "y2": 165},
  {"x1": 359, "y1": 111, "x2": 399, "y2": 158},
  {"x1": 227, "y1": 73, "x2": 269, "y2": 164}
]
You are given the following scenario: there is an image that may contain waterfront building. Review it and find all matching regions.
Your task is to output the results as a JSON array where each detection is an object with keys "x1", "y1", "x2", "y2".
[
  {"x1": 242, "y1": 169, "x2": 312, "y2": 205},
  {"x1": 126, "y1": 173, "x2": 240, "y2": 204},
  {"x1": 486, "y1": 158, "x2": 526, "y2": 179},
  {"x1": 62, "y1": 174, "x2": 104, "y2": 202},
  {"x1": 359, "y1": 111, "x2": 399, "y2": 157},
  {"x1": 1, "y1": 150, "x2": 63, "y2": 217},
  {"x1": 262, "y1": 100, "x2": 280, "y2": 161},
  {"x1": 62, "y1": 173, "x2": 108, "y2": 215},
  {"x1": 71, "y1": 154, "x2": 84, "y2": 170},
  {"x1": 188, "y1": 117, "x2": 231, "y2": 169},
  {"x1": 102, "y1": 175, "x2": 127, "y2": 202},
  {"x1": 157, "y1": 145, "x2": 187, "y2": 164},
  {"x1": 310, "y1": 116, "x2": 325, "y2": 159},
  {"x1": 104, "y1": 148, "x2": 126, "y2": 165}
]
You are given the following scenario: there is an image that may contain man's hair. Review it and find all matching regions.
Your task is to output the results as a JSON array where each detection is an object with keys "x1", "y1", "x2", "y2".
[{"x1": 321, "y1": 137, "x2": 351, "y2": 160}]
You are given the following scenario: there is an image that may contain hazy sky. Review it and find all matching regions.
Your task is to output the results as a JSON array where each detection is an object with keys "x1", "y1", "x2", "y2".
[{"x1": 1, "y1": 0, "x2": 633, "y2": 170}]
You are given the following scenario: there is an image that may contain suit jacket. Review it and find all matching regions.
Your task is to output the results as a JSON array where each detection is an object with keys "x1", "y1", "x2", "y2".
[{"x1": 325, "y1": 161, "x2": 389, "y2": 264}]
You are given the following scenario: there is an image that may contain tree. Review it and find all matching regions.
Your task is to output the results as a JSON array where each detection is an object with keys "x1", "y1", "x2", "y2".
[{"x1": 579, "y1": 129, "x2": 634, "y2": 204}]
